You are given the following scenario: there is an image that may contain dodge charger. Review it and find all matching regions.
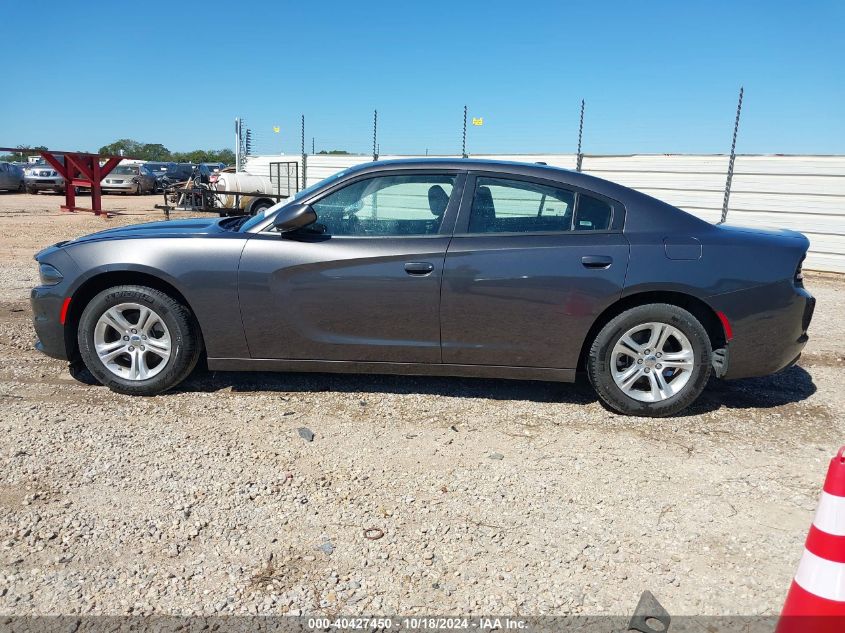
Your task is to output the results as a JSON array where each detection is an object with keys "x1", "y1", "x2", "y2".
[{"x1": 31, "y1": 159, "x2": 815, "y2": 416}]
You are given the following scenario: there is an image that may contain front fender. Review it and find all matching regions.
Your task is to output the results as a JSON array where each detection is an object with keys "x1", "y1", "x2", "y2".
[{"x1": 62, "y1": 237, "x2": 250, "y2": 359}]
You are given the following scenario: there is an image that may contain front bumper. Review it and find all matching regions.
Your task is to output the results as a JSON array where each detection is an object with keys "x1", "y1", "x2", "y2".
[
  {"x1": 101, "y1": 180, "x2": 138, "y2": 192},
  {"x1": 30, "y1": 248, "x2": 81, "y2": 362},
  {"x1": 710, "y1": 280, "x2": 815, "y2": 379},
  {"x1": 25, "y1": 179, "x2": 64, "y2": 191},
  {"x1": 31, "y1": 285, "x2": 70, "y2": 360}
]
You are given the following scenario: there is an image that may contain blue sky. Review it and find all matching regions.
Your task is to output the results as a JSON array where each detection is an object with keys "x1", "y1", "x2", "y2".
[{"x1": 2, "y1": 0, "x2": 843, "y2": 155}]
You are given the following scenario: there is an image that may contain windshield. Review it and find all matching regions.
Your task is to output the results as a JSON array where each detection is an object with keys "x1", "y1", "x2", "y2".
[
  {"x1": 238, "y1": 168, "x2": 355, "y2": 232},
  {"x1": 112, "y1": 165, "x2": 139, "y2": 175}
]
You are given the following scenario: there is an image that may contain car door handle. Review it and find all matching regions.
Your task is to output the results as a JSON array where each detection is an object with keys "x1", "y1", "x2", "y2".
[
  {"x1": 404, "y1": 262, "x2": 435, "y2": 275},
  {"x1": 581, "y1": 255, "x2": 613, "y2": 269}
]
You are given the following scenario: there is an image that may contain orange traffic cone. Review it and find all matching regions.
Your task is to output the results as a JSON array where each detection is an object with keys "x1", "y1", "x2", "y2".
[{"x1": 776, "y1": 446, "x2": 845, "y2": 633}]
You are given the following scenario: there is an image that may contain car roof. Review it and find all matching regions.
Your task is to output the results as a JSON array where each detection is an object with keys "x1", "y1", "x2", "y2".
[{"x1": 346, "y1": 158, "x2": 637, "y2": 202}]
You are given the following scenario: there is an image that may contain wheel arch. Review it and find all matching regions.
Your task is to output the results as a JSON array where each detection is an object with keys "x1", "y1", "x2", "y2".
[
  {"x1": 577, "y1": 290, "x2": 726, "y2": 371},
  {"x1": 63, "y1": 269, "x2": 203, "y2": 362}
]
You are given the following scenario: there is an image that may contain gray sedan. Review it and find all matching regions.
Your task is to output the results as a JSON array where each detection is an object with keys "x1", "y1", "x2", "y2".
[
  {"x1": 101, "y1": 164, "x2": 156, "y2": 195},
  {"x1": 30, "y1": 159, "x2": 815, "y2": 417}
]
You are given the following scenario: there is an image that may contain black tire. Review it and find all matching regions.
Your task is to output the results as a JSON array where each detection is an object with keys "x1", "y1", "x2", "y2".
[
  {"x1": 27, "y1": 186, "x2": 37, "y2": 194},
  {"x1": 247, "y1": 198, "x2": 274, "y2": 216},
  {"x1": 587, "y1": 303, "x2": 712, "y2": 417},
  {"x1": 77, "y1": 285, "x2": 201, "y2": 396}
]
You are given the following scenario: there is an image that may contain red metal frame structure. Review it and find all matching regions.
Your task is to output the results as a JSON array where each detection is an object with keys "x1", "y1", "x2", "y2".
[{"x1": 0, "y1": 147, "x2": 130, "y2": 216}]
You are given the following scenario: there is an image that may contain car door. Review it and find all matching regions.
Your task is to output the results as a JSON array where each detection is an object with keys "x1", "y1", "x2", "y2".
[
  {"x1": 238, "y1": 170, "x2": 465, "y2": 363},
  {"x1": 0, "y1": 164, "x2": 10, "y2": 189},
  {"x1": 440, "y1": 172, "x2": 629, "y2": 369}
]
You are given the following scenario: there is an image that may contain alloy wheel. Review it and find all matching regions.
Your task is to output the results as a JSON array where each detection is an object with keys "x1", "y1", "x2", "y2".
[
  {"x1": 93, "y1": 302, "x2": 171, "y2": 381},
  {"x1": 610, "y1": 321, "x2": 694, "y2": 402}
]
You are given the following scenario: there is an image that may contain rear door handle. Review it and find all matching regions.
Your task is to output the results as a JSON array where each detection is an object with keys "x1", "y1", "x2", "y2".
[
  {"x1": 581, "y1": 255, "x2": 613, "y2": 269},
  {"x1": 404, "y1": 262, "x2": 435, "y2": 275}
]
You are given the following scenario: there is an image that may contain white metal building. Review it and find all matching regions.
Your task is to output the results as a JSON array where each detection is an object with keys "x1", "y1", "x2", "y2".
[{"x1": 244, "y1": 153, "x2": 845, "y2": 273}]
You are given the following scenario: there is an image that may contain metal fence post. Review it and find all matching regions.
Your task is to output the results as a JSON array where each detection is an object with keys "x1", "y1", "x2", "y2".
[
  {"x1": 373, "y1": 109, "x2": 379, "y2": 161},
  {"x1": 575, "y1": 100, "x2": 585, "y2": 172},
  {"x1": 462, "y1": 105, "x2": 468, "y2": 158},
  {"x1": 300, "y1": 115, "x2": 307, "y2": 191},
  {"x1": 234, "y1": 117, "x2": 241, "y2": 172},
  {"x1": 720, "y1": 86, "x2": 744, "y2": 224}
]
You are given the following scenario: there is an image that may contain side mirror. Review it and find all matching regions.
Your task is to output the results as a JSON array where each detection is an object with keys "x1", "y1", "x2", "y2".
[{"x1": 271, "y1": 203, "x2": 318, "y2": 233}]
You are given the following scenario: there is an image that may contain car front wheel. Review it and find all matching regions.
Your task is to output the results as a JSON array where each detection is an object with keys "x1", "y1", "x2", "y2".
[
  {"x1": 77, "y1": 285, "x2": 201, "y2": 396},
  {"x1": 587, "y1": 303, "x2": 712, "y2": 417}
]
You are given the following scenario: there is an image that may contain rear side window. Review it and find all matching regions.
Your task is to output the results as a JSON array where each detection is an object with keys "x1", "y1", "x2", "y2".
[
  {"x1": 575, "y1": 194, "x2": 612, "y2": 231},
  {"x1": 466, "y1": 177, "x2": 614, "y2": 234},
  {"x1": 468, "y1": 177, "x2": 575, "y2": 233}
]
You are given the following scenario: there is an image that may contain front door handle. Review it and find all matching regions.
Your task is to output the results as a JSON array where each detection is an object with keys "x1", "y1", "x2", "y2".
[
  {"x1": 404, "y1": 262, "x2": 435, "y2": 276},
  {"x1": 581, "y1": 255, "x2": 613, "y2": 269}
]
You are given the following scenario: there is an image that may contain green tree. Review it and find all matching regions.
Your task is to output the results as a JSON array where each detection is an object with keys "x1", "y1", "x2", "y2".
[
  {"x1": 98, "y1": 139, "x2": 143, "y2": 157},
  {"x1": 139, "y1": 143, "x2": 171, "y2": 161},
  {"x1": 0, "y1": 144, "x2": 47, "y2": 162},
  {"x1": 214, "y1": 148, "x2": 235, "y2": 164}
]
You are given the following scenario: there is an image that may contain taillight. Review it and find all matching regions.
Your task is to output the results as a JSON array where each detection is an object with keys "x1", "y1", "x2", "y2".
[{"x1": 795, "y1": 256, "x2": 805, "y2": 287}]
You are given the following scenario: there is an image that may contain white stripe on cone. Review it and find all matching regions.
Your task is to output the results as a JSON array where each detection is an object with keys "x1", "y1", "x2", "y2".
[
  {"x1": 794, "y1": 549, "x2": 845, "y2": 602},
  {"x1": 815, "y1": 491, "x2": 845, "y2": 537}
]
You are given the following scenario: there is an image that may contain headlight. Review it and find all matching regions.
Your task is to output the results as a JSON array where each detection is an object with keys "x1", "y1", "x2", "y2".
[{"x1": 38, "y1": 263, "x2": 64, "y2": 286}]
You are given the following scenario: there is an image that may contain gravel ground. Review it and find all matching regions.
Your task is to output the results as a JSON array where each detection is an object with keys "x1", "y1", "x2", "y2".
[{"x1": 0, "y1": 191, "x2": 843, "y2": 617}]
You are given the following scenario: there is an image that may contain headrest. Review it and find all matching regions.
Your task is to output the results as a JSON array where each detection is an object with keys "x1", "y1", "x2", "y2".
[{"x1": 428, "y1": 185, "x2": 449, "y2": 217}]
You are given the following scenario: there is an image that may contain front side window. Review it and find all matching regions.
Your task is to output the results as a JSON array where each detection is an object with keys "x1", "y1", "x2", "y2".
[
  {"x1": 311, "y1": 174, "x2": 456, "y2": 236},
  {"x1": 467, "y1": 177, "x2": 613, "y2": 233}
]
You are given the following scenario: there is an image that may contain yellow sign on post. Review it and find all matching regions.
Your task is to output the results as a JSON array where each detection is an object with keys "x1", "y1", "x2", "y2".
[
  {"x1": 272, "y1": 126, "x2": 280, "y2": 133},
  {"x1": 472, "y1": 117, "x2": 484, "y2": 126}
]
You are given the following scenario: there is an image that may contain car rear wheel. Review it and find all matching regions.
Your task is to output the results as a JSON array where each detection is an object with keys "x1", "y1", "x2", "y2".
[
  {"x1": 587, "y1": 303, "x2": 712, "y2": 417},
  {"x1": 77, "y1": 285, "x2": 201, "y2": 396}
]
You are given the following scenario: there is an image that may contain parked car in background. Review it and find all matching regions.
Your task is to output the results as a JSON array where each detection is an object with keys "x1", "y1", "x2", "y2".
[
  {"x1": 24, "y1": 163, "x2": 65, "y2": 194},
  {"x1": 0, "y1": 162, "x2": 25, "y2": 192},
  {"x1": 31, "y1": 159, "x2": 815, "y2": 417},
  {"x1": 164, "y1": 163, "x2": 194, "y2": 185},
  {"x1": 193, "y1": 162, "x2": 225, "y2": 184},
  {"x1": 141, "y1": 162, "x2": 179, "y2": 192},
  {"x1": 102, "y1": 164, "x2": 156, "y2": 195},
  {"x1": 145, "y1": 163, "x2": 195, "y2": 192}
]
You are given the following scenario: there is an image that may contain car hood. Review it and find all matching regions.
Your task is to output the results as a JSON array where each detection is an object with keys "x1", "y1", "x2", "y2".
[{"x1": 63, "y1": 218, "x2": 227, "y2": 246}]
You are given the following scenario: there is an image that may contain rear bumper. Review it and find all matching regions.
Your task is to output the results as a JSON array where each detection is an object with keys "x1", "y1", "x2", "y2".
[{"x1": 710, "y1": 280, "x2": 815, "y2": 379}]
